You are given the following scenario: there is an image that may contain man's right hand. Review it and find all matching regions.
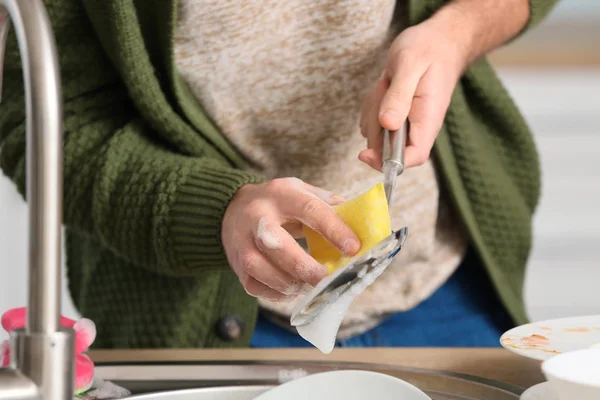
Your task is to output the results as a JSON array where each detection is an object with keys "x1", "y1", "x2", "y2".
[{"x1": 221, "y1": 178, "x2": 361, "y2": 301}]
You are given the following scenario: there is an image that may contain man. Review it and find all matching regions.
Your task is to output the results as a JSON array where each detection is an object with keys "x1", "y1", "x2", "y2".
[{"x1": 0, "y1": 0, "x2": 558, "y2": 348}]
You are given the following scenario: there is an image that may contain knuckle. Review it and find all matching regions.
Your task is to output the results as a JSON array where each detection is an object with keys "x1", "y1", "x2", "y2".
[
  {"x1": 291, "y1": 255, "x2": 327, "y2": 284},
  {"x1": 324, "y1": 223, "x2": 346, "y2": 243},
  {"x1": 266, "y1": 178, "x2": 289, "y2": 193},
  {"x1": 291, "y1": 258, "x2": 310, "y2": 279},
  {"x1": 243, "y1": 200, "x2": 264, "y2": 218},
  {"x1": 301, "y1": 197, "x2": 326, "y2": 218},
  {"x1": 239, "y1": 252, "x2": 259, "y2": 275},
  {"x1": 386, "y1": 88, "x2": 404, "y2": 103},
  {"x1": 396, "y1": 50, "x2": 416, "y2": 67}
]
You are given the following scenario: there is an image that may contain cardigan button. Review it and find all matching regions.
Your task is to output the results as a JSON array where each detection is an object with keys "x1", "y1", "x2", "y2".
[{"x1": 216, "y1": 315, "x2": 244, "y2": 341}]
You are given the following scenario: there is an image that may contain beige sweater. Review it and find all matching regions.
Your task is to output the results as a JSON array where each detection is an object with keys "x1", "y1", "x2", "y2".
[{"x1": 174, "y1": 0, "x2": 468, "y2": 339}]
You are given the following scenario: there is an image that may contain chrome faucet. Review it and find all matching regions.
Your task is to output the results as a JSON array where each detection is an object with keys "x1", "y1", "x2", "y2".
[{"x1": 0, "y1": 1, "x2": 74, "y2": 399}]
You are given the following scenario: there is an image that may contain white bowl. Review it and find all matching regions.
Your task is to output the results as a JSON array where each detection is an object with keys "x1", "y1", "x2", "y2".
[
  {"x1": 541, "y1": 348, "x2": 600, "y2": 400},
  {"x1": 520, "y1": 382, "x2": 559, "y2": 400},
  {"x1": 254, "y1": 370, "x2": 431, "y2": 400}
]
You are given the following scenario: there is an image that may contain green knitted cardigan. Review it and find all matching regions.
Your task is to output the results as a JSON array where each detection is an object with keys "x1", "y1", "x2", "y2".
[{"x1": 0, "y1": 0, "x2": 557, "y2": 348}]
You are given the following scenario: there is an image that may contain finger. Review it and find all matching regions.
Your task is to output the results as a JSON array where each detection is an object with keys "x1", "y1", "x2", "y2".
[
  {"x1": 379, "y1": 56, "x2": 427, "y2": 131},
  {"x1": 254, "y1": 218, "x2": 328, "y2": 286},
  {"x1": 237, "y1": 238, "x2": 306, "y2": 295},
  {"x1": 241, "y1": 274, "x2": 292, "y2": 302},
  {"x1": 360, "y1": 88, "x2": 375, "y2": 137},
  {"x1": 357, "y1": 148, "x2": 381, "y2": 171},
  {"x1": 303, "y1": 183, "x2": 345, "y2": 205},
  {"x1": 282, "y1": 221, "x2": 304, "y2": 238},
  {"x1": 403, "y1": 75, "x2": 449, "y2": 167},
  {"x1": 367, "y1": 79, "x2": 390, "y2": 156},
  {"x1": 358, "y1": 78, "x2": 388, "y2": 171},
  {"x1": 284, "y1": 177, "x2": 345, "y2": 205},
  {"x1": 278, "y1": 190, "x2": 361, "y2": 256}
]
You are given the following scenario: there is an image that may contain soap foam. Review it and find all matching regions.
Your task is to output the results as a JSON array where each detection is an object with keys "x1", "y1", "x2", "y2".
[
  {"x1": 82, "y1": 377, "x2": 131, "y2": 399},
  {"x1": 293, "y1": 259, "x2": 327, "y2": 285},
  {"x1": 256, "y1": 217, "x2": 282, "y2": 250},
  {"x1": 282, "y1": 281, "x2": 308, "y2": 296},
  {"x1": 295, "y1": 257, "x2": 393, "y2": 354}
]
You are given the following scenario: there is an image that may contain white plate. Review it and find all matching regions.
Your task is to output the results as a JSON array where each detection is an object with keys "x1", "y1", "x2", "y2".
[
  {"x1": 520, "y1": 382, "x2": 558, "y2": 400},
  {"x1": 127, "y1": 386, "x2": 271, "y2": 400},
  {"x1": 254, "y1": 370, "x2": 431, "y2": 400},
  {"x1": 500, "y1": 315, "x2": 600, "y2": 361}
]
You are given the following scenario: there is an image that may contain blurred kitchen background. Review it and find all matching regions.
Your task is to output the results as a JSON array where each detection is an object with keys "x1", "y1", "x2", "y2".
[{"x1": 1, "y1": 0, "x2": 599, "y2": 340}]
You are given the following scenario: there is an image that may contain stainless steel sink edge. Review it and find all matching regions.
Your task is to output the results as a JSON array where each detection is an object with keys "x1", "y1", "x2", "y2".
[
  {"x1": 94, "y1": 360, "x2": 525, "y2": 399},
  {"x1": 125, "y1": 386, "x2": 272, "y2": 400}
]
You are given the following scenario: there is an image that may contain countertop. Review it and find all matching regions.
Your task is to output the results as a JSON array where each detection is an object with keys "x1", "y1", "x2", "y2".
[{"x1": 89, "y1": 348, "x2": 544, "y2": 389}]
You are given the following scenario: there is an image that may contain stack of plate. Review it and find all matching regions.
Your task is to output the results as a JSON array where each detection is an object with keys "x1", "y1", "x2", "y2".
[{"x1": 500, "y1": 315, "x2": 600, "y2": 400}]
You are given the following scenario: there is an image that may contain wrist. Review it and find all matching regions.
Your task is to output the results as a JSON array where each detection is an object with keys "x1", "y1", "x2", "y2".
[
  {"x1": 426, "y1": 0, "x2": 530, "y2": 68},
  {"x1": 423, "y1": 4, "x2": 479, "y2": 72}
]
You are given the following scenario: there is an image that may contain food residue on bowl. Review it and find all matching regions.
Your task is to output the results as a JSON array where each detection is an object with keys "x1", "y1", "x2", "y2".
[
  {"x1": 536, "y1": 326, "x2": 552, "y2": 332},
  {"x1": 522, "y1": 334, "x2": 550, "y2": 346},
  {"x1": 564, "y1": 327, "x2": 592, "y2": 333},
  {"x1": 501, "y1": 334, "x2": 560, "y2": 354}
]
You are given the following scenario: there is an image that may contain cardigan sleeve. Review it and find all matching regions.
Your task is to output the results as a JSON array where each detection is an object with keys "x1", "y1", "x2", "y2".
[
  {"x1": 526, "y1": 0, "x2": 560, "y2": 30},
  {"x1": 513, "y1": 0, "x2": 560, "y2": 39},
  {"x1": 0, "y1": 0, "x2": 262, "y2": 276}
]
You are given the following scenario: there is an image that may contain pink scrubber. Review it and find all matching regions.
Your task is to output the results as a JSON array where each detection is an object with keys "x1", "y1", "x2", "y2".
[
  {"x1": 0, "y1": 339, "x2": 8, "y2": 367},
  {"x1": 1, "y1": 307, "x2": 77, "y2": 331},
  {"x1": 74, "y1": 353, "x2": 96, "y2": 394},
  {"x1": 1, "y1": 307, "x2": 96, "y2": 394}
]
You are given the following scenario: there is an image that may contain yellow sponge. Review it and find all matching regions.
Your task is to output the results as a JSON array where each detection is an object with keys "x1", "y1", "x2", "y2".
[{"x1": 303, "y1": 182, "x2": 391, "y2": 274}]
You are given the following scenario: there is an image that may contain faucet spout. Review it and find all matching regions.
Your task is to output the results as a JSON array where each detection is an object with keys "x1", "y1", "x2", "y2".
[
  {"x1": 0, "y1": 1, "x2": 74, "y2": 399},
  {"x1": 1, "y1": 0, "x2": 63, "y2": 336},
  {"x1": 0, "y1": 8, "x2": 9, "y2": 103}
]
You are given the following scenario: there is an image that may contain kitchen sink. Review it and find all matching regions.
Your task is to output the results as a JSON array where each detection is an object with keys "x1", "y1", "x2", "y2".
[{"x1": 95, "y1": 360, "x2": 524, "y2": 399}]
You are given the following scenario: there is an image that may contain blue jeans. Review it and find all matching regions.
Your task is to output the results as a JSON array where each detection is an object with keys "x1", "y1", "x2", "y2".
[{"x1": 250, "y1": 249, "x2": 515, "y2": 348}]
